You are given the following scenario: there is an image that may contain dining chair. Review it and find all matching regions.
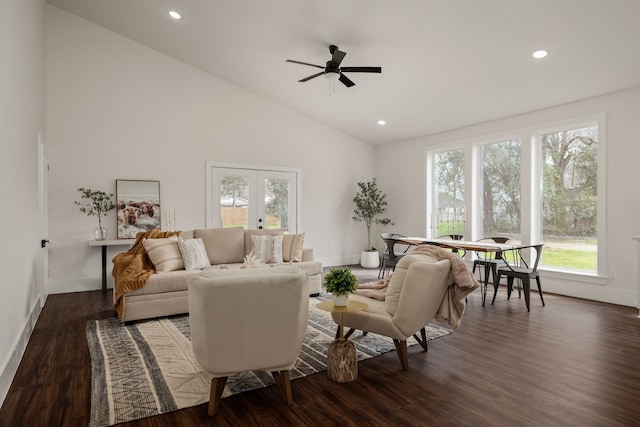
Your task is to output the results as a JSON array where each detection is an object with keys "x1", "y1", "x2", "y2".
[
  {"x1": 472, "y1": 237, "x2": 510, "y2": 306},
  {"x1": 492, "y1": 244, "x2": 545, "y2": 312},
  {"x1": 378, "y1": 233, "x2": 410, "y2": 279}
]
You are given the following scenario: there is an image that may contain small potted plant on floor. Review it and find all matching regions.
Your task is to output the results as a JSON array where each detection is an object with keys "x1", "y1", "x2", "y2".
[
  {"x1": 75, "y1": 187, "x2": 116, "y2": 240},
  {"x1": 352, "y1": 178, "x2": 393, "y2": 268},
  {"x1": 323, "y1": 267, "x2": 358, "y2": 306}
]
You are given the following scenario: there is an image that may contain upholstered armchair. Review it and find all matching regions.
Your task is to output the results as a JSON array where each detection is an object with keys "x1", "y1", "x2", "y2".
[
  {"x1": 333, "y1": 254, "x2": 452, "y2": 370},
  {"x1": 188, "y1": 266, "x2": 309, "y2": 416}
]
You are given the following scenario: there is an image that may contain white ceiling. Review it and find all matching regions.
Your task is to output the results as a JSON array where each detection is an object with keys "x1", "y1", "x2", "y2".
[{"x1": 47, "y1": 0, "x2": 640, "y2": 146}]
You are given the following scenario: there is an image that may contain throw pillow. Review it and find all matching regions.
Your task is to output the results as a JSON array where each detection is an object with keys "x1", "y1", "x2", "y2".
[
  {"x1": 251, "y1": 234, "x2": 284, "y2": 264},
  {"x1": 142, "y1": 236, "x2": 184, "y2": 273},
  {"x1": 177, "y1": 237, "x2": 209, "y2": 271},
  {"x1": 282, "y1": 233, "x2": 305, "y2": 262}
]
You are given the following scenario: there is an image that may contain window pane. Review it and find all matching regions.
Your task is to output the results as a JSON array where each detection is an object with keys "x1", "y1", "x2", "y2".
[
  {"x1": 480, "y1": 139, "x2": 521, "y2": 243},
  {"x1": 219, "y1": 176, "x2": 249, "y2": 228},
  {"x1": 433, "y1": 149, "x2": 465, "y2": 237},
  {"x1": 541, "y1": 126, "x2": 597, "y2": 271},
  {"x1": 264, "y1": 178, "x2": 290, "y2": 231}
]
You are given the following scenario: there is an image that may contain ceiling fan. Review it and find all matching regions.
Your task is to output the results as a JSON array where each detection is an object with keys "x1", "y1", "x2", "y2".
[{"x1": 286, "y1": 45, "x2": 381, "y2": 88}]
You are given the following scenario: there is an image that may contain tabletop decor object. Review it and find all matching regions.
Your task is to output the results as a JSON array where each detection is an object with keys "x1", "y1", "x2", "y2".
[
  {"x1": 323, "y1": 266, "x2": 358, "y2": 306},
  {"x1": 352, "y1": 178, "x2": 393, "y2": 268},
  {"x1": 75, "y1": 187, "x2": 116, "y2": 240}
]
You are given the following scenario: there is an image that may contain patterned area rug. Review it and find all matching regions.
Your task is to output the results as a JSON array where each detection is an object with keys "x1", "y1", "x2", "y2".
[{"x1": 86, "y1": 295, "x2": 452, "y2": 427}]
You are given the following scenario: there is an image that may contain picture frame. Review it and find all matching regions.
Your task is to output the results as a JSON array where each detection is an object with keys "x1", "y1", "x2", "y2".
[{"x1": 116, "y1": 179, "x2": 161, "y2": 239}]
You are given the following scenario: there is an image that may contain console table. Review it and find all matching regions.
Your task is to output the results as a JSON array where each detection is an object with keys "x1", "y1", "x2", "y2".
[{"x1": 88, "y1": 239, "x2": 135, "y2": 292}]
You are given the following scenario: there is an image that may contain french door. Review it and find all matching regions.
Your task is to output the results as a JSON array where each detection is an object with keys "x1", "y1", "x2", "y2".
[{"x1": 206, "y1": 162, "x2": 299, "y2": 232}]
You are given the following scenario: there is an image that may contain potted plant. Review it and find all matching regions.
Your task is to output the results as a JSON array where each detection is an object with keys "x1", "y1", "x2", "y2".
[
  {"x1": 352, "y1": 178, "x2": 393, "y2": 268},
  {"x1": 323, "y1": 267, "x2": 358, "y2": 306},
  {"x1": 75, "y1": 187, "x2": 116, "y2": 240}
]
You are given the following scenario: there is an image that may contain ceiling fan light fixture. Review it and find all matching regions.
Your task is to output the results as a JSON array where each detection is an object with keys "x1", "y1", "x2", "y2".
[{"x1": 324, "y1": 71, "x2": 340, "y2": 80}]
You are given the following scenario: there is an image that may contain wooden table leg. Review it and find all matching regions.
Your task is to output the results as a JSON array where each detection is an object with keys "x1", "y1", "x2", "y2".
[
  {"x1": 327, "y1": 339, "x2": 358, "y2": 382},
  {"x1": 101, "y1": 246, "x2": 107, "y2": 293}
]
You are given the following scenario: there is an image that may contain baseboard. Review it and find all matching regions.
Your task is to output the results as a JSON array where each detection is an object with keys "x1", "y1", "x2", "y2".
[{"x1": 0, "y1": 293, "x2": 47, "y2": 407}]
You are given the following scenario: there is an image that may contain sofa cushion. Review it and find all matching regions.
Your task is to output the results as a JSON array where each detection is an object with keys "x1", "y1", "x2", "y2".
[
  {"x1": 142, "y1": 236, "x2": 184, "y2": 273},
  {"x1": 385, "y1": 253, "x2": 439, "y2": 315},
  {"x1": 179, "y1": 229, "x2": 195, "y2": 240},
  {"x1": 177, "y1": 237, "x2": 209, "y2": 270},
  {"x1": 195, "y1": 227, "x2": 245, "y2": 265},
  {"x1": 251, "y1": 234, "x2": 284, "y2": 263},
  {"x1": 282, "y1": 233, "x2": 305, "y2": 262}
]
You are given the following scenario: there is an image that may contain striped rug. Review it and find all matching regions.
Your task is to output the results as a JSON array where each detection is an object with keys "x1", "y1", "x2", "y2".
[{"x1": 86, "y1": 295, "x2": 452, "y2": 427}]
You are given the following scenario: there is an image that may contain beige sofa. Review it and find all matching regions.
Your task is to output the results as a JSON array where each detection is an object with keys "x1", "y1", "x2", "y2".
[{"x1": 117, "y1": 227, "x2": 322, "y2": 322}]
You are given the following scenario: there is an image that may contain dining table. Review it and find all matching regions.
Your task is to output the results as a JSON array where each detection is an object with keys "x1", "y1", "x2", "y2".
[{"x1": 397, "y1": 237, "x2": 518, "y2": 306}]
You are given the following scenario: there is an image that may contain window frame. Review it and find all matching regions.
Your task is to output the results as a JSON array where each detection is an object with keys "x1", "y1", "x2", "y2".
[{"x1": 425, "y1": 113, "x2": 607, "y2": 280}]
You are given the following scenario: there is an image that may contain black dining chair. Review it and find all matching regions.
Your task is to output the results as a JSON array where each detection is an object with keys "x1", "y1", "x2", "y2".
[
  {"x1": 472, "y1": 237, "x2": 510, "y2": 306},
  {"x1": 492, "y1": 244, "x2": 545, "y2": 312},
  {"x1": 378, "y1": 233, "x2": 411, "y2": 279}
]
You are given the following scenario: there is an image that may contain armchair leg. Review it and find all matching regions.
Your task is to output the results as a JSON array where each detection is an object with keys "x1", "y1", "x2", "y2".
[
  {"x1": 272, "y1": 370, "x2": 293, "y2": 406},
  {"x1": 412, "y1": 327, "x2": 428, "y2": 352},
  {"x1": 392, "y1": 339, "x2": 408, "y2": 370},
  {"x1": 208, "y1": 376, "x2": 228, "y2": 416}
]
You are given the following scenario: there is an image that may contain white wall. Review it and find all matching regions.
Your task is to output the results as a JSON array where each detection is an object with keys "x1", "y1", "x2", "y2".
[
  {"x1": 0, "y1": 0, "x2": 46, "y2": 406},
  {"x1": 378, "y1": 86, "x2": 640, "y2": 308},
  {"x1": 45, "y1": 5, "x2": 376, "y2": 293}
]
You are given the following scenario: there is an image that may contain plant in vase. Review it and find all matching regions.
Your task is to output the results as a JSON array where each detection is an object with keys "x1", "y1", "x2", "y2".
[
  {"x1": 323, "y1": 267, "x2": 358, "y2": 306},
  {"x1": 75, "y1": 187, "x2": 116, "y2": 240},
  {"x1": 352, "y1": 178, "x2": 393, "y2": 268}
]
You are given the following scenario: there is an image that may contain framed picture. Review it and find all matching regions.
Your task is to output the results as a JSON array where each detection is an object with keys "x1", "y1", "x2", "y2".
[{"x1": 116, "y1": 180, "x2": 161, "y2": 239}]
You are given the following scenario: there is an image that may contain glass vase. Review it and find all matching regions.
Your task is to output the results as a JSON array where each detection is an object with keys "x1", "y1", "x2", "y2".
[{"x1": 95, "y1": 228, "x2": 106, "y2": 240}]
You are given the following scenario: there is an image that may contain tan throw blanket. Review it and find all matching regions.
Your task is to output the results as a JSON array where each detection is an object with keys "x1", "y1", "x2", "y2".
[
  {"x1": 355, "y1": 244, "x2": 480, "y2": 328},
  {"x1": 112, "y1": 230, "x2": 181, "y2": 319}
]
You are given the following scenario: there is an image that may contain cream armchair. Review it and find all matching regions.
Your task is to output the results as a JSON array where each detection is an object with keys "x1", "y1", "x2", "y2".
[
  {"x1": 332, "y1": 255, "x2": 452, "y2": 370},
  {"x1": 188, "y1": 266, "x2": 309, "y2": 416}
]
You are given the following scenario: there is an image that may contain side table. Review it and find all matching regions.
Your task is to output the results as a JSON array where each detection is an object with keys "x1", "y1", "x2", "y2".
[
  {"x1": 316, "y1": 300, "x2": 368, "y2": 383},
  {"x1": 88, "y1": 239, "x2": 134, "y2": 292}
]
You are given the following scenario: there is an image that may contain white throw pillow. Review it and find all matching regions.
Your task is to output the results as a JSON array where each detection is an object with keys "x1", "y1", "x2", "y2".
[
  {"x1": 142, "y1": 236, "x2": 184, "y2": 273},
  {"x1": 251, "y1": 234, "x2": 284, "y2": 264},
  {"x1": 177, "y1": 237, "x2": 209, "y2": 270}
]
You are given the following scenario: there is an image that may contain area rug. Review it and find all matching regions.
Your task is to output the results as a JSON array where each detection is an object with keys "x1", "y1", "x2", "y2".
[{"x1": 86, "y1": 295, "x2": 452, "y2": 427}]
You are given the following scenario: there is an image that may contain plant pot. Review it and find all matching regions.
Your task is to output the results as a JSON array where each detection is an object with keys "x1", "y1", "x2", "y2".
[
  {"x1": 360, "y1": 250, "x2": 380, "y2": 269},
  {"x1": 332, "y1": 293, "x2": 349, "y2": 306}
]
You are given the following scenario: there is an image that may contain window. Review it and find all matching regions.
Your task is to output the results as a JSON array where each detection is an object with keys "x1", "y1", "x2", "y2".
[
  {"x1": 431, "y1": 149, "x2": 465, "y2": 237},
  {"x1": 426, "y1": 114, "x2": 604, "y2": 276},
  {"x1": 480, "y1": 139, "x2": 522, "y2": 242},
  {"x1": 539, "y1": 125, "x2": 598, "y2": 272}
]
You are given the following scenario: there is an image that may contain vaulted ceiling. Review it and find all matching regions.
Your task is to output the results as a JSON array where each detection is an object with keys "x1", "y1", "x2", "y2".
[{"x1": 47, "y1": 0, "x2": 640, "y2": 145}]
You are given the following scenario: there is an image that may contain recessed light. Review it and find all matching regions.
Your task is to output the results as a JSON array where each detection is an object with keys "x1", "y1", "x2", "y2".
[
  {"x1": 169, "y1": 10, "x2": 181, "y2": 20},
  {"x1": 533, "y1": 50, "x2": 548, "y2": 59},
  {"x1": 377, "y1": 120, "x2": 386, "y2": 126}
]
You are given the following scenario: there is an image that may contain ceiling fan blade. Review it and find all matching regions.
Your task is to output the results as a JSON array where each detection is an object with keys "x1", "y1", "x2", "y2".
[
  {"x1": 339, "y1": 73, "x2": 355, "y2": 88},
  {"x1": 340, "y1": 66, "x2": 382, "y2": 73},
  {"x1": 299, "y1": 71, "x2": 325, "y2": 82},
  {"x1": 286, "y1": 59, "x2": 324, "y2": 69},
  {"x1": 332, "y1": 49, "x2": 346, "y2": 66}
]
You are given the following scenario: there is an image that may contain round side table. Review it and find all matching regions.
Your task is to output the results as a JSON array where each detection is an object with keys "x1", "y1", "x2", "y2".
[{"x1": 316, "y1": 300, "x2": 368, "y2": 383}]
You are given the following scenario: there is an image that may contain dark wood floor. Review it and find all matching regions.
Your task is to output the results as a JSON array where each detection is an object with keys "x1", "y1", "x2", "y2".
[{"x1": 2, "y1": 266, "x2": 640, "y2": 427}]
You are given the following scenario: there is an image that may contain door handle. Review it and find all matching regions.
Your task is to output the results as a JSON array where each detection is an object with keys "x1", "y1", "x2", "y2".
[{"x1": 41, "y1": 239, "x2": 50, "y2": 248}]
